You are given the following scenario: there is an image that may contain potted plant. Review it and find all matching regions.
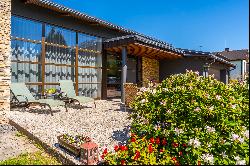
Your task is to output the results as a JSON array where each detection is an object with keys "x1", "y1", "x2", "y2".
[{"x1": 57, "y1": 134, "x2": 90, "y2": 156}]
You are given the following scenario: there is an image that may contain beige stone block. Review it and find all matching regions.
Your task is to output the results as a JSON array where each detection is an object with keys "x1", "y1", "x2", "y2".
[{"x1": 0, "y1": 0, "x2": 11, "y2": 111}]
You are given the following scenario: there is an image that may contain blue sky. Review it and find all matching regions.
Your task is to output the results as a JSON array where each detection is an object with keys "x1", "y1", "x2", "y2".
[{"x1": 52, "y1": 0, "x2": 249, "y2": 52}]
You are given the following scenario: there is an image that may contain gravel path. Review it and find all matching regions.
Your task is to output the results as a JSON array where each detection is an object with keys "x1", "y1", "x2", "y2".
[
  {"x1": 4, "y1": 99, "x2": 132, "y2": 164},
  {"x1": 0, "y1": 124, "x2": 38, "y2": 161}
]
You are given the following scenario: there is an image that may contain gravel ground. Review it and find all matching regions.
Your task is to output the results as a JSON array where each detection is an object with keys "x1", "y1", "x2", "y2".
[
  {"x1": 4, "y1": 99, "x2": 132, "y2": 164},
  {"x1": 0, "y1": 124, "x2": 38, "y2": 161}
]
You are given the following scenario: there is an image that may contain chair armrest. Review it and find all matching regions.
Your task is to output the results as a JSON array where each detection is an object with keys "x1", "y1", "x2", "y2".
[{"x1": 15, "y1": 95, "x2": 28, "y2": 103}]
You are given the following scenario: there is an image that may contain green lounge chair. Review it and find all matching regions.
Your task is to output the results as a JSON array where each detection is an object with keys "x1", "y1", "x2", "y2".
[
  {"x1": 10, "y1": 82, "x2": 67, "y2": 115},
  {"x1": 59, "y1": 80, "x2": 96, "y2": 108}
]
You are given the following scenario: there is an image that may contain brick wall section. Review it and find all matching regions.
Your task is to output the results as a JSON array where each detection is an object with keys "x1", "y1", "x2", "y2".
[
  {"x1": 0, "y1": 0, "x2": 11, "y2": 111},
  {"x1": 124, "y1": 83, "x2": 138, "y2": 107},
  {"x1": 142, "y1": 57, "x2": 159, "y2": 86}
]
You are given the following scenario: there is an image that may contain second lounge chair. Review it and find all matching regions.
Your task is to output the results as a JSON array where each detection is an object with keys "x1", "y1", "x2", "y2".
[{"x1": 59, "y1": 80, "x2": 96, "y2": 108}]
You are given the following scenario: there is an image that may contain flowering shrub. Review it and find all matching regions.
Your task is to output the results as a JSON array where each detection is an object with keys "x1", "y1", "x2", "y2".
[{"x1": 102, "y1": 71, "x2": 249, "y2": 165}]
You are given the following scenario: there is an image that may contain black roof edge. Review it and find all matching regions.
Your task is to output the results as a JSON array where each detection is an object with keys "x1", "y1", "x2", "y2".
[
  {"x1": 24, "y1": 0, "x2": 176, "y2": 48},
  {"x1": 104, "y1": 35, "x2": 184, "y2": 53},
  {"x1": 179, "y1": 49, "x2": 235, "y2": 67}
]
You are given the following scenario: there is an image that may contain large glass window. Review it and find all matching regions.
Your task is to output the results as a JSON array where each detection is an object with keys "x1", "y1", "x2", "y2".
[
  {"x1": 11, "y1": 15, "x2": 102, "y2": 99},
  {"x1": 11, "y1": 16, "x2": 42, "y2": 95},
  {"x1": 77, "y1": 33, "x2": 102, "y2": 98}
]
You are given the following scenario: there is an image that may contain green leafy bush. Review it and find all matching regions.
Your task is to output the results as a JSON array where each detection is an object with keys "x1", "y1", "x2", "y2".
[{"x1": 102, "y1": 71, "x2": 249, "y2": 165}]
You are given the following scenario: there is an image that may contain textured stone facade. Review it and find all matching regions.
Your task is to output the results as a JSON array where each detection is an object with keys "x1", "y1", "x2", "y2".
[
  {"x1": 142, "y1": 57, "x2": 159, "y2": 86},
  {"x1": 124, "y1": 83, "x2": 138, "y2": 107},
  {"x1": 0, "y1": 0, "x2": 11, "y2": 111}
]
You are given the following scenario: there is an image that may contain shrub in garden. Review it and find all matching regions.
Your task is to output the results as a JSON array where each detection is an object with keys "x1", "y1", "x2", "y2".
[{"x1": 102, "y1": 71, "x2": 249, "y2": 165}]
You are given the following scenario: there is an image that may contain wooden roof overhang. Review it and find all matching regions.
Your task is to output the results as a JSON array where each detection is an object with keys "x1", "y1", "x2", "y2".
[{"x1": 104, "y1": 35, "x2": 184, "y2": 60}]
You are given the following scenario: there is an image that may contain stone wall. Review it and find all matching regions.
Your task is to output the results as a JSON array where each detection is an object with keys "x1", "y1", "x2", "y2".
[
  {"x1": 0, "y1": 0, "x2": 11, "y2": 111},
  {"x1": 142, "y1": 57, "x2": 159, "y2": 86},
  {"x1": 124, "y1": 83, "x2": 138, "y2": 107}
]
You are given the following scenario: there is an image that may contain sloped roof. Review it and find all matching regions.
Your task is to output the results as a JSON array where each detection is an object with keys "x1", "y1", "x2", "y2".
[
  {"x1": 23, "y1": 0, "x2": 175, "y2": 48},
  {"x1": 218, "y1": 49, "x2": 249, "y2": 61},
  {"x1": 181, "y1": 49, "x2": 235, "y2": 67}
]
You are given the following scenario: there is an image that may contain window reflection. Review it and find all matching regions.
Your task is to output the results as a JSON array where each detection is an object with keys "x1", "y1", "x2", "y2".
[
  {"x1": 45, "y1": 25, "x2": 76, "y2": 47},
  {"x1": 11, "y1": 16, "x2": 42, "y2": 41},
  {"x1": 11, "y1": 15, "x2": 103, "y2": 98}
]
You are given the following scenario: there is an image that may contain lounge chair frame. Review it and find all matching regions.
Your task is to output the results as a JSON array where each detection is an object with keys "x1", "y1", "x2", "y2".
[
  {"x1": 10, "y1": 85, "x2": 68, "y2": 116},
  {"x1": 58, "y1": 80, "x2": 96, "y2": 109}
]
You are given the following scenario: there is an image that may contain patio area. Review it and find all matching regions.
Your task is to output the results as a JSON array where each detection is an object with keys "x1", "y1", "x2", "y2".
[{"x1": 3, "y1": 99, "x2": 132, "y2": 164}]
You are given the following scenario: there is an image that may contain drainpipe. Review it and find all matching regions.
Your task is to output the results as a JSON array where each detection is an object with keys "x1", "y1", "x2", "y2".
[{"x1": 121, "y1": 47, "x2": 127, "y2": 104}]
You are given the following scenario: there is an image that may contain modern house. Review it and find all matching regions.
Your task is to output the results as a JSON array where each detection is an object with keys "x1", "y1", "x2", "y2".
[
  {"x1": 0, "y1": 0, "x2": 234, "y2": 110},
  {"x1": 216, "y1": 48, "x2": 249, "y2": 80}
]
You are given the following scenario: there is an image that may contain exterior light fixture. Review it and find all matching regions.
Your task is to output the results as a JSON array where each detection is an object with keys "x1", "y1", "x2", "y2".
[{"x1": 203, "y1": 62, "x2": 209, "y2": 78}]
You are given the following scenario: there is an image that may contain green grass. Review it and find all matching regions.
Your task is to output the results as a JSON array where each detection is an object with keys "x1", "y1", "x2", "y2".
[
  {"x1": 0, "y1": 131, "x2": 62, "y2": 165},
  {"x1": 15, "y1": 131, "x2": 25, "y2": 137},
  {"x1": 0, "y1": 151, "x2": 61, "y2": 165}
]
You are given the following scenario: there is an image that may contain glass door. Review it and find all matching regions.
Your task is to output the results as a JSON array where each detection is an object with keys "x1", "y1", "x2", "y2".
[{"x1": 107, "y1": 53, "x2": 121, "y2": 98}]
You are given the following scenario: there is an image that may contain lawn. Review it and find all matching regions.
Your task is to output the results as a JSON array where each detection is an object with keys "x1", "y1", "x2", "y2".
[
  {"x1": 0, "y1": 151, "x2": 61, "y2": 165},
  {"x1": 0, "y1": 131, "x2": 61, "y2": 165}
]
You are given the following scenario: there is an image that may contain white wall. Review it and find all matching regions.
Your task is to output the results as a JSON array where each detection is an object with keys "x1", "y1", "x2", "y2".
[{"x1": 230, "y1": 60, "x2": 243, "y2": 80}]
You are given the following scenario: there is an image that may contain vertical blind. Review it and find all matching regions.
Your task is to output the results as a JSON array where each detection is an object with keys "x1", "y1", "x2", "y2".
[{"x1": 11, "y1": 15, "x2": 102, "y2": 98}]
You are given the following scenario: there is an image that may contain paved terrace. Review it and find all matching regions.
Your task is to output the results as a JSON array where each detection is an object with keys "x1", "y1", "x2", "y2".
[{"x1": 3, "y1": 99, "x2": 132, "y2": 164}]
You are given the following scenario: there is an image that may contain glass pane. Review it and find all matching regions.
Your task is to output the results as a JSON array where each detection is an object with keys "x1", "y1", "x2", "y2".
[
  {"x1": 27, "y1": 85, "x2": 42, "y2": 97},
  {"x1": 11, "y1": 62, "x2": 42, "y2": 83},
  {"x1": 78, "y1": 68, "x2": 102, "y2": 83},
  {"x1": 78, "y1": 83, "x2": 101, "y2": 98},
  {"x1": 78, "y1": 33, "x2": 102, "y2": 52},
  {"x1": 45, "y1": 65, "x2": 75, "y2": 83},
  {"x1": 127, "y1": 56, "x2": 137, "y2": 83},
  {"x1": 107, "y1": 84, "x2": 121, "y2": 98},
  {"x1": 78, "y1": 51, "x2": 102, "y2": 67},
  {"x1": 11, "y1": 40, "x2": 42, "y2": 62},
  {"x1": 11, "y1": 16, "x2": 42, "y2": 41},
  {"x1": 45, "y1": 45, "x2": 75, "y2": 65},
  {"x1": 45, "y1": 25, "x2": 76, "y2": 47}
]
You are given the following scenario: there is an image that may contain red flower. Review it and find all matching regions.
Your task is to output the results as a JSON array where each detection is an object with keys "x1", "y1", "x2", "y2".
[
  {"x1": 172, "y1": 157, "x2": 177, "y2": 161},
  {"x1": 172, "y1": 142, "x2": 178, "y2": 148},
  {"x1": 114, "y1": 145, "x2": 119, "y2": 152},
  {"x1": 131, "y1": 137, "x2": 136, "y2": 142},
  {"x1": 160, "y1": 149, "x2": 164, "y2": 153},
  {"x1": 102, "y1": 148, "x2": 108, "y2": 155},
  {"x1": 155, "y1": 137, "x2": 160, "y2": 144},
  {"x1": 134, "y1": 150, "x2": 140, "y2": 160},
  {"x1": 150, "y1": 137, "x2": 155, "y2": 144},
  {"x1": 162, "y1": 138, "x2": 167, "y2": 145},
  {"x1": 198, "y1": 160, "x2": 201, "y2": 165},
  {"x1": 101, "y1": 148, "x2": 108, "y2": 159},
  {"x1": 101, "y1": 154, "x2": 105, "y2": 159},
  {"x1": 121, "y1": 159, "x2": 126, "y2": 165},
  {"x1": 179, "y1": 151, "x2": 183, "y2": 156},
  {"x1": 120, "y1": 145, "x2": 128, "y2": 151},
  {"x1": 148, "y1": 144, "x2": 154, "y2": 153},
  {"x1": 182, "y1": 143, "x2": 187, "y2": 147}
]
